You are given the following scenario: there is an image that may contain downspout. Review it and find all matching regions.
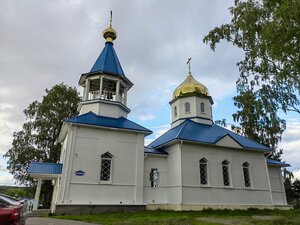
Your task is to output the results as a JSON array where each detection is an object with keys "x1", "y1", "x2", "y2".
[
  {"x1": 144, "y1": 153, "x2": 148, "y2": 159},
  {"x1": 179, "y1": 140, "x2": 183, "y2": 206}
]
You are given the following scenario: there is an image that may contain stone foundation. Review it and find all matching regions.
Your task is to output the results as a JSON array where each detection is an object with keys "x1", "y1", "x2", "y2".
[
  {"x1": 54, "y1": 203, "x2": 292, "y2": 215},
  {"x1": 146, "y1": 204, "x2": 293, "y2": 211},
  {"x1": 55, "y1": 204, "x2": 146, "y2": 215}
]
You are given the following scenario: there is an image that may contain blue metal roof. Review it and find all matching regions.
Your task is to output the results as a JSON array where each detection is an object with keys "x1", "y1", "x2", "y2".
[
  {"x1": 144, "y1": 146, "x2": 168, "y2": 155},
  {"x1": 267, "y1": 158, "x2": 290, "y2": 167},
  {"x1": 90, "y1": 42, "x2": 124, "y2": 75},
  {"x1": 148, "y1": 119, "x2": 271, "y2": 151},
  {"x1": 65, "y1": 111, "x2": 152, "y2": 134},
  {"x1": 27, "y1": 162, "x2": 63, "y2": 174}
]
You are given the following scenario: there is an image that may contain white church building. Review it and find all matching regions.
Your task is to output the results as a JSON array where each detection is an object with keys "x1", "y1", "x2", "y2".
[{"x1": 28, "y1": 21, "x2": 290, "y2": 214}]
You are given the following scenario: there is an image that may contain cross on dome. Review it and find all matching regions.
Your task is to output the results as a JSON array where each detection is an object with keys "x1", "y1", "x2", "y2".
[
  {"x1": 103, "y1": 11, "x2": 117, "y2": 43},
  {"x1": 187, "y1": 58, "x2": 192, "y2": 74}
]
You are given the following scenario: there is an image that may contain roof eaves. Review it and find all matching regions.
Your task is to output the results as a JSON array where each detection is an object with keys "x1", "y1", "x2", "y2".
[
  {"x1": 64, "y1": 118, "x2": 152, "y2": 135},
  {"x1": 267, "y1": 158, "x2": 291, "y2": 167}
]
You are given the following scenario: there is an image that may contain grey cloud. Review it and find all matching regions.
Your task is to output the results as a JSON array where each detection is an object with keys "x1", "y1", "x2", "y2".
[{"x1": 1, "y1": 0, "x2": 298, "y2": 177}]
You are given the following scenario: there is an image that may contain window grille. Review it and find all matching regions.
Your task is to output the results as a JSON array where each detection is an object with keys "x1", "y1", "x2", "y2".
[
  {"x1": 200, "y1": 103, "x2": 205, "y2": 113},
  {"x1": 150, "y1": 168, "x2": 159, "y2": 188},
  {"x1": 100, "y1": 152, "x2": 113, "y2": 182},
  {"x1": 184, "y1": 102, "x2": 190, "y2": 113},
  {"x1": 199, "y1": 158, "x2": 208, "y2": 185},
  {"x1": 243, "y1": 162, "x2": 251, "y2": 187},
  {"x1": 222, "y1": 160, "x2": 230, "y2": 186},
  {"x1": 174, "y1": 106, "x2": 177, "y2": 117}
]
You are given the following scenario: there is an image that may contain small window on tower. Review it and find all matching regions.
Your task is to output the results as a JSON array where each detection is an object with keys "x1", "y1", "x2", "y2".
[
  {"x1": 184, "y1": 102, "x2": 190, "y2": 113},
  {"x1": 150, "y1": 168, "x2": 159, "y2": 188},
  {"x1": 200, "y1": 103, "x2": 205, "y2": 113},
  {"x1": 174, "y1": 106, "x2": 177, "y2": 117}
]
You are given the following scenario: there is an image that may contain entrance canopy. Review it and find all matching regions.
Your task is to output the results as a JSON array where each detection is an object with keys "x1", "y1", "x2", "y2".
[
  {"x1": 27, "y1": 162, "x2": 63, "y2": 212},
  {"x1": 28, "y1": 162, "x2": 63, "y2": 179}
]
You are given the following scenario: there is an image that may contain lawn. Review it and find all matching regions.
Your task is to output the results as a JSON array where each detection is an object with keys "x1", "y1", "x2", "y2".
[{"x1": 53, "y1": 208, "x2": 300, "y2": 225}]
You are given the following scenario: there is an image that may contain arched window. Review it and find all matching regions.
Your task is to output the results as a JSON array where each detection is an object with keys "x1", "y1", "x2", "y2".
[
  {"x1": 222, "y1": 160, "x2": 230, "y2": 186},
  {"x1": 199, "y1": 158, "x2": 208, "y2": 185},
  {"x1": 174, "y1": 106, "x2": 177, "y2": 117},
  {"x1": 184, "y1": 102, "x2": 190, "y2": 113},
  {"x1": 243, "y1": 162, "x2": 251, "y2": 187},
  {"x1": 100, "y1": 152, "x2": 113, "y2": 182},
  {"x1": 200, "y1": 102, "x2": 205, "y2": 113}
]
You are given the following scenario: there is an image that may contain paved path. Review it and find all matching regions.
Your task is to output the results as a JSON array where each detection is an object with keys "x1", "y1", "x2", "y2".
[{"x1": 27, "y1": 217, "x2": 100, "y2": 225}]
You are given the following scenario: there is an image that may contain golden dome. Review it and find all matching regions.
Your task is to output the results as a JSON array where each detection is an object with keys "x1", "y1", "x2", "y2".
[
  {"x1": 103, "y1": 26, "x2": 117, "y2": 42},
  {"x1": 173, "y1": 73, "x2": 209, "y2": 99},
  {"x1": 103, "y1": 11, "x2": 118, "y2": 43}
]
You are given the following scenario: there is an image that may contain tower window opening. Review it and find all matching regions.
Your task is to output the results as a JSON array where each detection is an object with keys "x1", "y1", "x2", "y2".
[
  {"x1": 184, "y1": 102, "x2": 190, "y2": 113},
  {"x1": 243, "y1": 162, "x2": 251, "y2": 187},
  {"x1": 200, "y1": 103, "x2": 205, "y2": 113},
  {"x1": 100, "y1": 152, "x2": 113, "y2": 182},
  {"x1": 174, "y1": 106, "x2": 177, "y2": 117},
  {"x1": 222, "y1": 160, "x2": 230, "y2": 186},
  {"x1": 199, "y1": 158, "x2": 208, "y2": 185}
]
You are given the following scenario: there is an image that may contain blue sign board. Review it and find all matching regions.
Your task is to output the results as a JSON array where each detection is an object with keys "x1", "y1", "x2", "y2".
[{"x1": 75, "y1": 170, "x2": 85, "y2": 176}]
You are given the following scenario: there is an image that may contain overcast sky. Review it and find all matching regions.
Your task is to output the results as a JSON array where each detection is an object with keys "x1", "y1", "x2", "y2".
[{"x1": 0, "y1": 0, "x2": 299, "y2": 185}]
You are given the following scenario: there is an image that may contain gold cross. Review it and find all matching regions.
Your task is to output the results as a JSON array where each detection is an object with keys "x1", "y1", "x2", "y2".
[
  {"x1": 187, "y1": 58, "x2": 192, "y2": 74},
  {"x1": 110, "y1": 10, "x2": 113, "y2": 27}
]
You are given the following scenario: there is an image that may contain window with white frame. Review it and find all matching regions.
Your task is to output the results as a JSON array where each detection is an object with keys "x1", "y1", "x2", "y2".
[
  {"x1": 174, "y1": 106, "x2": 177, "y2": 117},
  {"x1": 100, "y1": 152, "x2": 113, "y2": 182},
  {"x1": 200, "y1": 102, "x2": 205, "y2": 113},
  {"x1": 199, "y1": 158, "x2": 208, "y2": 185},
  {"x1": 222, "y1": 160, "x2": 230, "y2": 186},
  {"x1": 150, "y1": 168, "x2": 159, "y2": 188},
  {"x1": 243, "y1": 162, "x2": 251, "y2": 187},
  {"x1": 184, "y1": 102, "x2": 190, "y2": 113}
]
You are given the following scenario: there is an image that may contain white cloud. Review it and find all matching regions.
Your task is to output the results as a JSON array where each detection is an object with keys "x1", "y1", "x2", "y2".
[
  {"x1": 280, "y1": 120, "x2": 300, "y2": 171},
  {"x1": 293, "y1": 169, "x2": 300, "y2": 180},
  {"x1": 0, "y1": 1, "x2": 299, "y2": 184},
  {"x1": 0, "y1": 172, "x2": 15, "y2": 186},
  {"x1": 145, "y1": 124, "x2": 171, "y2": 146},
  {"x1": 0, "y1": 164, "x2": 7, "y2": 172},
  {"x1": 138, "y1": 114, "x2": 156, "y2": 121}
]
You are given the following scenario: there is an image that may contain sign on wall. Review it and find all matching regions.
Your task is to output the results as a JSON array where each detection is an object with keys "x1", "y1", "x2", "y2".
[{"x1": 75, "y1": 170, "x2": 85, "y2": 176}]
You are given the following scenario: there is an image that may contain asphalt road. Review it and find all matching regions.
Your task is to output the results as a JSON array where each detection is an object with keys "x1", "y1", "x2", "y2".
[{"x1": 27, "y1": 217, "x2": 100, "y2": 225}]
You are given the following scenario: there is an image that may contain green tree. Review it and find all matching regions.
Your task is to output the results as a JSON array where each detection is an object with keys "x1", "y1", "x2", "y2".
[
  {"x1": 233, "y1": 90, "x2": 286, "y2": 150},
  {"x1": 4, "y1": 83, "x2": 80, "y2": 185},
  {"x1": 203, "y1": 0, "x2": 299, "y2": 152},
  {"x1": 283, "y1": 168, "x2": 294, "y2": 203},
  {"x1": 293, "y1": 179, "x2": 300, "y2": 207},
  {"x1": 3, "y1": 187, "x2": 35, "y2": 199}
]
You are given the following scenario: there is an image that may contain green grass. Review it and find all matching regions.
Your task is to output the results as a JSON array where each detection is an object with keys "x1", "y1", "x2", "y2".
[{"x1": 53, "y1": 208, "x2": 300, "y2": 225}]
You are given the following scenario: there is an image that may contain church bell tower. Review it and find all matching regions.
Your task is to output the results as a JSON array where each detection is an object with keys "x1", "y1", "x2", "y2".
[
  {"x1": 78, "y1": 14, "x2": 133, "y2": 118},
  {"x1": 170, "y1": 60, "x2": 214, "y2": 127}
]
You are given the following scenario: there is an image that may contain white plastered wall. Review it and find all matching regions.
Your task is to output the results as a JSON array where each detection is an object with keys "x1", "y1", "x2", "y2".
[
  {"x1": 181, "y1": 142, "x2": 273, "y2": 205},
  {"x1": 57, "y1": 125, "x2": 145, "y2": 205},
  {"x1": 144, "y1": 144, "x2": 182, "y2": 204},
  {"x1": 79, "y1": 101, "x2": 128, "y2": 118},
  {"x1": 267, "y1": 165, "x2": 287, "y2": 205},
  {"x1": 171, "y1": 96, "x2": 212, "y2": 127}
]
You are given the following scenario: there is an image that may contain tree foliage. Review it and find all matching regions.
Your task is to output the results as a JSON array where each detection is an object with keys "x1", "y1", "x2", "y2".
[
  {"x1": 4, "y1": 83, "x2": 80, "y2": 185},
  {"x1": 204, "y1": 0, "x2": 300, "y2": 150},
  {"x1": 3, "y1": 187, "x2": 35, "y2": 199},
  {"x1": 233, "y1": 90, "x2": 286, "y2": 149}
]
